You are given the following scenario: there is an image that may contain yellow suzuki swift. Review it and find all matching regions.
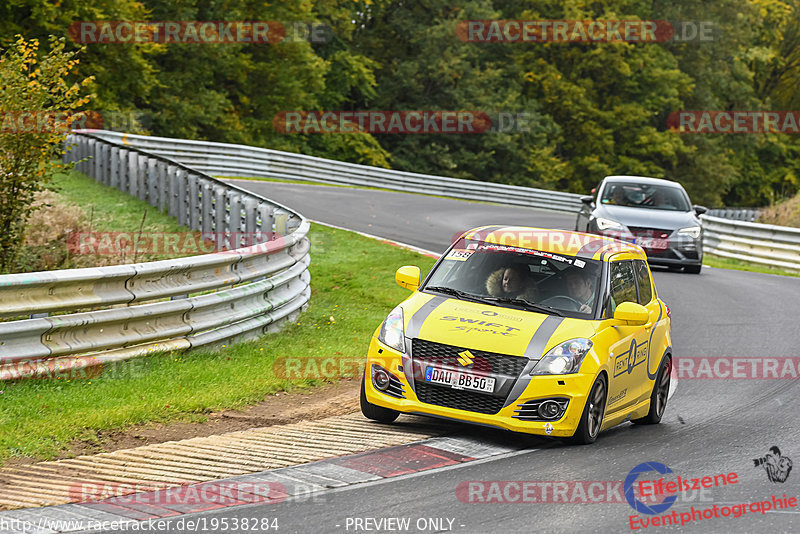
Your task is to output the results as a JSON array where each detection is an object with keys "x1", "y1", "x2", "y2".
[{"x1": 361, "y1": 226, "x2": 672, "y2": 444}]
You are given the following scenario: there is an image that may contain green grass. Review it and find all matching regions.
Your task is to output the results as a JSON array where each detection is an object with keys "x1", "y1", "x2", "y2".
[
  {"x1": 52, "y1": 168, "x2": 190, "y2": 236},
  {"x1": 0, "y1": 223, "x2": 437, "y2": 465},
  {"x1": 704, "y1": 254, "x2": 800, "y2": 278}
]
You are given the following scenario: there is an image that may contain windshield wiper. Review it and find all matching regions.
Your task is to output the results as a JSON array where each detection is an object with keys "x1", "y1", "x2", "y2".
[
  {"x1": 482, "y1": 296, "x2": 564, "y2": 317},
  {"x1": 425, "y1": 286, "x2": 485, "y2": 303}
]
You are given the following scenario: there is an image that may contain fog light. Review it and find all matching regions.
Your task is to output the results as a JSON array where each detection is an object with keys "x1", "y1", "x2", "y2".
[
  {"x1": 373, "y1": 367, "x2": 390, "y2": 391},
  {"x1": 539, "y1": 400, "x2": 561, "y2": 419}
]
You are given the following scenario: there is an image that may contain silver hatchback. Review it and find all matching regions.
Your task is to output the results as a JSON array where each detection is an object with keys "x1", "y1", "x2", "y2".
[{"x1": 575, "y1": 176, "x2": 707, "y2": 273}]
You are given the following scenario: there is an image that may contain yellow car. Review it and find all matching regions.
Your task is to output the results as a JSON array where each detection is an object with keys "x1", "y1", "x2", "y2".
[{"x1": 361, "y1": 226, "x2": 672, "y2": 444}]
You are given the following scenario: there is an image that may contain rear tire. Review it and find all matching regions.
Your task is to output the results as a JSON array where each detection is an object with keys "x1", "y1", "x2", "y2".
[
  {"x1": 684, "y1": 264, "x2": 702, "y2": 274},
  {"x1": 632, "y1": 355, "x2": 672, "y2": 425},
  {"x1": 360, "y1": 376, "x2": 399, "y2": 423},
  {"x1": 569, "y1": 375, "x2": 607, "y2": 445}
]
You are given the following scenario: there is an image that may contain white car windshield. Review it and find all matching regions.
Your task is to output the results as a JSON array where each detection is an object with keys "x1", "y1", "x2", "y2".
[
  {"x1": 600, "y1": 182, "x2": 690, "y2": 211},
  {"x1": 424, "y1": 238, "x2": 603, "y2": 317}
]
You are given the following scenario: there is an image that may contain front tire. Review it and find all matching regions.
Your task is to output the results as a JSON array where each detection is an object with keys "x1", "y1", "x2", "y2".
[
  {"x1": 569, "y1": 375, "x2": 607, "y2": 445},
  {"x1": 632, "y1": 355, "x2": 672, "y2": 425},
  {"x1": 360, "y1": 376, "x2": 399, "y2": 423}
]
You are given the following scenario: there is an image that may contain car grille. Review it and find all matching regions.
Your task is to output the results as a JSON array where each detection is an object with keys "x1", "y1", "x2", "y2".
[
  {"x1": 411, "y1": 338, "x2": 528, "y2": 415},
  {"x1": 415, "y1": 382, "x2": 506, "y2": 415},
  {"x1": 627, "y1": 227, "x2": 672, "y2": 239},
  {"x1": 411, "y1": 339, "x2": 528, "y2": 376}
]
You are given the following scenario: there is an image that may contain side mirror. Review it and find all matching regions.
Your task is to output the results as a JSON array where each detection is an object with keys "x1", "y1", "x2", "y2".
[
  {"x1": 693, "y1": 205, "x2": 708, "y2": 216},
  {"x1": 613, "y1": 301, "x2": 649, "y2": 326},
  {"x1": 396, "y1": 265, "x2": 421, "y2": 291},
  {"x1": 580, "y1": 195, "x2": 594, "y2": 206}
]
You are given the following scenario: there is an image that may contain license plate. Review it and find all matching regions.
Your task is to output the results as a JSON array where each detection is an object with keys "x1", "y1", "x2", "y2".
[
  {"x1": 425, "y1": 367, "x2": 496, "y2": 393},
  {"x1": 636, "y1": 237, "x2": 669, "y2": 250}
]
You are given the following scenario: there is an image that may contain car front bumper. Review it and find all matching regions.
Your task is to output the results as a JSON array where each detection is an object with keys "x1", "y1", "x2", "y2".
[{"x1": 364, "y1": 336, "x2": 596, "y2": 438}]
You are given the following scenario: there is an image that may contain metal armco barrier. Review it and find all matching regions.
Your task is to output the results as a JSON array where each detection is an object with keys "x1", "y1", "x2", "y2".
[
  {"x1": 702, "y1": 215, "x2": 800, "y2": 272},
  {"x1": 83, "y1": 130, "x2": 585, "y2": 213},
  {"x1": 0, "y1": 133, "x2": 311, "y2": 380},
  {"x1": 707, "y1": 208, "x2": 761, "y2": 222}
]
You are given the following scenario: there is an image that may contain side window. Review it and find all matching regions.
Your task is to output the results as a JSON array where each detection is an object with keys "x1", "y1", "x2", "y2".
[
  {"x1": 609, "y1": 261, "x2": 637, "y2": 313},
  {"x1": 634, "y1": 260, "x2": 653, "y2": 304}
]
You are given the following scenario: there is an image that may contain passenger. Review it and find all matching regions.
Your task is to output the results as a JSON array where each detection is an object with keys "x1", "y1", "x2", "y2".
[
  {"x1": 565, "y1": 270, "x2": 595, "y2": 313},
  {"x1": 486, "y1": 264, "x2": 538, "y2": 301},
  {"x1": 651, "y1": 189, "x2": 676, "y2": 209}
]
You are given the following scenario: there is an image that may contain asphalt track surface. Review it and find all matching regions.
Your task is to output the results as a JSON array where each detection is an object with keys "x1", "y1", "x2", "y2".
[{"x1": 116, "y1": 181, "x2": 800, "y2": 533}]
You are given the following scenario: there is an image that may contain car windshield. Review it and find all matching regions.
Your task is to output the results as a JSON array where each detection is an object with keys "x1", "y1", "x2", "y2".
[
  {"x1": 423, "y1": 238, "x2": 603, "y2": 317},
  {"x1": 600, "y1": 182, "x2": 690, "y2": 211}
]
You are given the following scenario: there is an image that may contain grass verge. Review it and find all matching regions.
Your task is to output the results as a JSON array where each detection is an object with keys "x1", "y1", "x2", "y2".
[
  {"x1": 704, "y1": 254, "x2": 800, "y2": 278},
  {"x1": 0, "y1": 223, "x2": 437, "y2": 465}
]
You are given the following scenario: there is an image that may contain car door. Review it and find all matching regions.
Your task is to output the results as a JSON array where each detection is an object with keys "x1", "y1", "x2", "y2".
[
  {"x1": 603, "y1": 259, "x2": 652, "y2": 412},
  {"x1": 634, "y1": 259, "x2": 668, "y2": 385}
]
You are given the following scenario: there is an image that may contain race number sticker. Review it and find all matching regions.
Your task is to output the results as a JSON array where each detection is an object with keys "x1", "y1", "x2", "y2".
[{"x1": 445, "y1": 249, "x2": 474, "y2": 261}]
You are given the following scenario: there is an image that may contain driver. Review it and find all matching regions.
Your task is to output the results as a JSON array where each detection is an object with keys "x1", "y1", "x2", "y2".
[
  {"x1": 486, "y1": 264, "x2": 538, "y2": 301},
  {"x1": 565, "y1": 270, "x2": 595, "y2": 313}
]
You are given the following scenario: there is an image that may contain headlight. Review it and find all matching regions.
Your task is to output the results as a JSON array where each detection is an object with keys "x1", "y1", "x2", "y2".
[
  {"x1": 677, "y1": 226, "x2": 701, "y2": 239},
  {"x1": 595, "y1": 217, "x2": 624, "y2": 231},
  {"x1": 378, "y1": 306, "x2": 405, "y2": 352},
  {"x1": 531, "y1": 339, "x2": 593, "y2": 375}
]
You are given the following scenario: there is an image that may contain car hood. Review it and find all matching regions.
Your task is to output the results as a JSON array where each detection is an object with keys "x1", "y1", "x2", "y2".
[
  {"x1": 595, "y1": 204, "x2": 699, "y2": 231},
  {"x1": 402, "y1": 292, "x2": 599, "y2": 358}
]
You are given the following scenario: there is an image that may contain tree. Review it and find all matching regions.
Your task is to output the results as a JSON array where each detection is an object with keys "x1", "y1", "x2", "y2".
[{"x1": 0, "y1": 36, "x2": 94, "y2": 270}]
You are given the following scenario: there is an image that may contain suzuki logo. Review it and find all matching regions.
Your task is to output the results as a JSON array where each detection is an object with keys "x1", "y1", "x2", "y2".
[{"x1": 457, "y1": 350, "x2": 474, "y2": 367}]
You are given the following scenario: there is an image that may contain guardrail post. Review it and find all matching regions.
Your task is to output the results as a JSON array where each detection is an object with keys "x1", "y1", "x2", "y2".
[
  {"x1": 136, "y1": 155, "x2": 148, "y2": 201},
  {"x1": 118, "y1": 148, "x2": 130, "y2": 192},
  {"x1": 229, "y1": 193, "x2": 243, "y2": 247},
  {"x1": 157, "y1": 160, "x2": 169, "y2": 213},
  {"x1": 92, "y1": 139, "x2": 102, "y2": 181},
  {"x1": 174, "y1": 169, "x2": 188, "y2": 226},
  {"x1": 274, "y1": 210, "x2": 289, "y2": 236},
  {"x1": 214, "y1": 186, "x2": 228, "y2": 249},
  {"x1": 109, "y1": 146, "x2": 120, "y2": 188},
  {"x1": 244, "y1": 198, "x2": 257, "y2": 236},
  {"x1": 188, "y1": 174, "x2": 200, "y2": 231},
  {"x1": 167, "y1": 164, "x2": 180, "y2": 219},
  {"x1": 201, "y1": 182, "x2": 213, "y2": 234},
  {"x1": 147, "y1": 157, "x2": 158, "y2": 207},
  {"x1": 257, "y1": 203, "x2": 274, "y2": 240},
  {"x1": 99, "y1": 144, "x2": 110, "y2": 185},
  {"x1": 127, "y1": 151, "x2": 138, "y2": 199}
]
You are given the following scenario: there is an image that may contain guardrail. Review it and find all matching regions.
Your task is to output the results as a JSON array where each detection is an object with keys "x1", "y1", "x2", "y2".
[
  {"x1": 707, "y1": 208, "x2": 761, "y2": 222},
  {"x1": 702, "y1": 215, "x2": 800, "y2": 273},
  {"x1": 84, "y1": 130, "x2": 585, "y2": 213},
  {"x1": 0, "y1": 132, "x2": 311, "y2": 380}
]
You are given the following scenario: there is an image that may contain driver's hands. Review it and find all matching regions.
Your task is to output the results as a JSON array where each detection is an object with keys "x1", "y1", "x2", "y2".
[{"x1": 579, "y1": 304, "x2": 591, "y2": 313}]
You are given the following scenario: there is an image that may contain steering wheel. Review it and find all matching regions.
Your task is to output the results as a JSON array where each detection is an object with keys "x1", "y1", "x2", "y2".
[{"x1": 539, "y1": 295, "x2": 584, "y2": 311}]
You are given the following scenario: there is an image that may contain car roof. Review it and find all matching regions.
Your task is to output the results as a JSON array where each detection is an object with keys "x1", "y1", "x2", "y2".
[
  {"x1": 603, "y1": 175, "x2": 685, "y2": 189},
  {"x1": 459, "y1": 225, "x2": 645, "y2": 262}
]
